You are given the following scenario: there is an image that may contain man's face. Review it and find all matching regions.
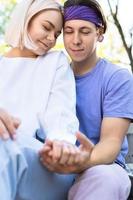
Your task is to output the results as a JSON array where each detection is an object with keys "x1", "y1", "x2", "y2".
[{"x1": 63, "y1": 20, "x2": 99, "y2": 63}]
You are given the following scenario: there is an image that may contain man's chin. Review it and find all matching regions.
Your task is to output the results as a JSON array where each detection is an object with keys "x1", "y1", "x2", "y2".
[{"x1": 70, "y1": 56, "x2": 85, "y2": 63}]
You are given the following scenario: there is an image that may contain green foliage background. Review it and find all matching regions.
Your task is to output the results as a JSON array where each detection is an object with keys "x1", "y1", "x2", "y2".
[
  {"x1": 0, "y1": 0, "x2": 16, "y2": 34},
  {"x1": 0, "y1": 0, "x2": 17, "y2": 53}
]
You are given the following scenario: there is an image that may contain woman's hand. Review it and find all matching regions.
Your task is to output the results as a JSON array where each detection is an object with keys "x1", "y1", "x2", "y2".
[
  {"x1": 39, "y1": 131, "x2": 94, "y2": 174},
  {"x1": 0, "y1": 108, "x2": 21, "y2": 140}
]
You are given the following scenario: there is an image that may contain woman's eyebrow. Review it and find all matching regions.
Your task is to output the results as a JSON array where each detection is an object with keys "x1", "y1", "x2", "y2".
[
  {"x1": 44, "y1": 20, "x2": 61, "y2": 34},
  {"x1": 44, "y1": 20, "x2": 55, "y2": 28}
]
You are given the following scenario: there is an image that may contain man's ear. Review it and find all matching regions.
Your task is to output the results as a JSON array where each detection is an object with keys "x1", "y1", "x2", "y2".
[
  {"x1": 98, "y1": 35, "x2": 104, "y2": 42},
  {"x1": 97, "y1": 27, "x2": 104, "y2": 42}
]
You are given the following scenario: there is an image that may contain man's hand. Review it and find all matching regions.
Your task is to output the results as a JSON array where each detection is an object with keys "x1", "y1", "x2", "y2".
[
  {"x1": 39, "y1": 131, "x2": 94, "y2": 174},
  {"x1": 0, "y1": 108, "x2": 21, "y2": 140},
  {"x1": 39, "y1": 138, "x2": 81, "y2": 165}
]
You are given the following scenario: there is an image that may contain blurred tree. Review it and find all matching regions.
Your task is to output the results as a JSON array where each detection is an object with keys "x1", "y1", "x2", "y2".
[
  {"x1": 0, "y1": 0, "x2": 16, "y2": 35},
  {"x1": 0, "y1": 0, "x2": 17, "y2": 53},
  {"x1": 107, "y1": 0, "x2": 133, "y2": 72}
]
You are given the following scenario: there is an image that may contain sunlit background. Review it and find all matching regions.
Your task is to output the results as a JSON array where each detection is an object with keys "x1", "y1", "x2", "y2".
[{"x1": 0, "y1": 0, "x2": 133, "y2": 71}]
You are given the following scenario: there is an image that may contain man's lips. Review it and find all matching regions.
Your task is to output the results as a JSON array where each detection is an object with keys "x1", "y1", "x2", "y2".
[
  {"x1": 70, "y1": 48, "x2": 84, "y2": 52},
  {"x1": 70, "y1": 48, "x2": 84, "y2": 55}
]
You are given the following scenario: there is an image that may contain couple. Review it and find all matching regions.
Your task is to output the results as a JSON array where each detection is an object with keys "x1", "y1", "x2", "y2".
[{"x1": 0, "y1": 0, "x2": 133, "y2": 199}]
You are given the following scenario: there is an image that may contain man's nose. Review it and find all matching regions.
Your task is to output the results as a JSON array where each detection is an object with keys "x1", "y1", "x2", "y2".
[{"x1": 72, "y1": 32, "x2": 81, "y2": 45}]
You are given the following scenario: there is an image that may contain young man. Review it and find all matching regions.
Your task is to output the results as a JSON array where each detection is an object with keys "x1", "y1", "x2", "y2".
[{"x1": 40, "y1": 0, "x2": 133, "y2": 199}]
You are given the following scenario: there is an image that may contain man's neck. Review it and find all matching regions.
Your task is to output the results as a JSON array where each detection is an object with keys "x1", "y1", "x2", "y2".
[{"x1": 72, "y1": 54, "x2": 100, "y2": 76}]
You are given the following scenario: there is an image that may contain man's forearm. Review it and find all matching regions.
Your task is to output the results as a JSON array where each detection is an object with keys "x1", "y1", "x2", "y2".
[{"x1": 88, "y1": 138, "x2": 122, "y2": 167}]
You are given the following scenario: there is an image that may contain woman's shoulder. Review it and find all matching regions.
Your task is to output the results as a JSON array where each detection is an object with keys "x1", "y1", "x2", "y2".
[
  {"x1": 42, "y1": 50, "x2": 67, "y2": 59},
  {"x1": 40, "y1": 50, "x2": 70, "y2": 68}
]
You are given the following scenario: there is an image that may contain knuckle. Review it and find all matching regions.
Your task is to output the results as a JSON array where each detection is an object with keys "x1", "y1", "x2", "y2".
[
  {"x1": 71, "y1": 150, "x2": 77, "y2": 156},
  {"x1": 54, "y1": 140, "x2": 61, "y2": 146},
  {"x1": 63, "y1": 148, "x2": 70, "y2": 156},
  {"x1": 54, "y1": 154, "x2": 60, "y2": 161}
]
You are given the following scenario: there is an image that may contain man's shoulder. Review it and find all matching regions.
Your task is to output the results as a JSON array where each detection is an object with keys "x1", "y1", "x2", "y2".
[{"x1": 100, "y1": 59, "x2": 132, "y2": 81}]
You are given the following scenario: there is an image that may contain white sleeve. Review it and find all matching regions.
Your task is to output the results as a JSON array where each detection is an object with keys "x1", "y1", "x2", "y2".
[{"x1": 38, "y1": 54, "x2": 79, "y2": 144}]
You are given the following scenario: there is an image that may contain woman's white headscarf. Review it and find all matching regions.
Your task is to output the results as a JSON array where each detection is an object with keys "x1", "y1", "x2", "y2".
[{"x1": 5, "y1": 0, "x2": 62, "y2": 51}]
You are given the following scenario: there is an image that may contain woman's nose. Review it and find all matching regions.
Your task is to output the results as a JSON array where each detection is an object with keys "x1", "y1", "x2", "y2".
[{"x1": 46, "y1": 32, "x2": 55, "y2": 43}]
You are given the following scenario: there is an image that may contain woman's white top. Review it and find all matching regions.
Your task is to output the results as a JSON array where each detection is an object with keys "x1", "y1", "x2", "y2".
[{"x1": 0, "y1": 51, "x2": 78, "y2": 144}]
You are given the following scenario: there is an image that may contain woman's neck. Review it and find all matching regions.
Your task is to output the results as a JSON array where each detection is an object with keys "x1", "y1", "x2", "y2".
[{"x1": 4, "y1": 47, "x2": 37, "y2": 58}]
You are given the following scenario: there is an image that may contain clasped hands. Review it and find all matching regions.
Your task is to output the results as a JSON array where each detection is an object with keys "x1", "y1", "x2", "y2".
[
  {"x1": 39, "y1": 132, "x2": 94, "y2": 174},
  {"x1": 0, "y1": 109, "x2": 94, "y2": 174}
]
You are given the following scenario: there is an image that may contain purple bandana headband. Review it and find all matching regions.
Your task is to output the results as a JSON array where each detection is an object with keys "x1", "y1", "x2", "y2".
[{"x1": 64, "y1": 5, "x2": 103, "y2": 27}]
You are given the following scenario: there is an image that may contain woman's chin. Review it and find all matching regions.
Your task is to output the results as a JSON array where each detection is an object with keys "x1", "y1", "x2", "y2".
[{"x1": 31, "y1": 48, "x2": 47, "y2": 56}]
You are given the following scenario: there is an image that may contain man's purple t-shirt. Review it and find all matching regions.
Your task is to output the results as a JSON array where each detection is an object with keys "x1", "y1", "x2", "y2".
[{"x1": 75, "y1": 58, "x2": 133, "y2": 167}]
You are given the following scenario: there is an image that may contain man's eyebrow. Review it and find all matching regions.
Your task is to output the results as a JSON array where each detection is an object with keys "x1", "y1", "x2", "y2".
[
  {"x1": 64, "y1": 25, "x2": 91, "y2": 29},
  {"x1": 64, "y1": 26, "x2": 73, "y2": 29},
  {"x1": 80, "y1": 26, "x2": 91, "y2": 29}
]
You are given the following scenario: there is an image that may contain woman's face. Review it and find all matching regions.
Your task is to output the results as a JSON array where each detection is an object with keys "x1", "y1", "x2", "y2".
[{"x1": 28, "y1": 9, "x2": 63, "y2": 55}]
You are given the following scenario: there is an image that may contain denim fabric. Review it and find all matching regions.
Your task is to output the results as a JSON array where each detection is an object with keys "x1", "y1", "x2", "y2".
[
  {"x1": 0, "y1": 135, "x2": 75, "y2": 200},
  {"x1": 0, "y1": 138, "x2": 27, "y2": 200}
]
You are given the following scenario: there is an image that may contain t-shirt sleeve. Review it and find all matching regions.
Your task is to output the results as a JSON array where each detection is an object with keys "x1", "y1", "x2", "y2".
[{"x1": 103, "y1": 69, "x2": 133, "y2": 119}]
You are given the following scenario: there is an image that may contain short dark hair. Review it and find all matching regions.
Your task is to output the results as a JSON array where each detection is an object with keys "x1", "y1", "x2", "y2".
[{"x1": 64, "y1": 0, "x2": 107, "y2": 33}]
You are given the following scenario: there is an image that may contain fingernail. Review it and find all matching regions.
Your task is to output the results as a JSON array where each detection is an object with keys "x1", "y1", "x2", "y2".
[
  {"x1": 12, "y1": 134, "x2": 17, "y2": 140},
  {"x1": 2, "y1": 133, "x2": 9, "y2": 140}
]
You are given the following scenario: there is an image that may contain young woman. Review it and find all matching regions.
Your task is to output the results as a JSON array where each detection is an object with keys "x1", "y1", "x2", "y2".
[{"x1": 0, "y1": 0, "x2": 79, "y2": 199}]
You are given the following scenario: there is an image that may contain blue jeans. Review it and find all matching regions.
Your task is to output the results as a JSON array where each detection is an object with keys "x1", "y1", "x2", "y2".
[{"x1": 0, "y1": 134, "x2": 75, "y2": 200}]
